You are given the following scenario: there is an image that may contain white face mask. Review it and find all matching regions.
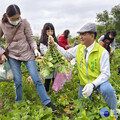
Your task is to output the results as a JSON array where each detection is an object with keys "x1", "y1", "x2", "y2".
[{"x1": 9, "y1": 19, "x2": 21, "y2": 26}]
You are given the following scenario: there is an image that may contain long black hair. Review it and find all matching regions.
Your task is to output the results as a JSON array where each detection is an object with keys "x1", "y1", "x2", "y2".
[
  {"x1": 63, "y1": 29, "x2": 70, "y2": 39},
  {"x1": 2, "y1": 4, "x2": 21, "y2": 23},
  {"x1": 40, "y1": 23, "x2": 58, "y2": 46}
]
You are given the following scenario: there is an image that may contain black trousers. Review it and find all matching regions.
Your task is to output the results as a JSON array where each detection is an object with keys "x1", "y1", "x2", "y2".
[
  {"x1": 118, "y1": 66, "x2": 120, "y2": 75},
  {"x1": 44, "y1": 78, "x2": 54, "y2": 92}
]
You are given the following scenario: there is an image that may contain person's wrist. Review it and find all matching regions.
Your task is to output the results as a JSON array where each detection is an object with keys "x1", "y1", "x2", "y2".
[
  {"x1": 34, "y1": 48, "x2": 37, "y2": 51},
  {"x1": 91, "y1": 83, "x2": 95, "y2": 89}
]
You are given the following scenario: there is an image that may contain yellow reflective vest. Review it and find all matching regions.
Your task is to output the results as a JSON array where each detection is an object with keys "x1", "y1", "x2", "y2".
[{"x1": 76, "y1": 42, "x2": 105, "y2": 86}]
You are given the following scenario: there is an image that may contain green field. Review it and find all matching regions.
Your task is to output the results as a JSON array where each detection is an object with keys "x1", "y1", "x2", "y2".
[{"x1": 0, "y1": 49, "x2": 120, "y2": 120}]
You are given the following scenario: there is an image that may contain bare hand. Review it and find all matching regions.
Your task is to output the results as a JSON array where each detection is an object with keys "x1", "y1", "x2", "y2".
[
  {"x1": 110, "y1": 51, "x2": 114, "y2": 55},
  {"x1": 1, "y1": 54, "x2": 7, "y2": 62}
]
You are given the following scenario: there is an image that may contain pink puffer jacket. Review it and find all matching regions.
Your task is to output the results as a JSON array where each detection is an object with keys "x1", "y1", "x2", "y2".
[{"x1": 0, "y1": 19, "x2": 37, "y2": 61}]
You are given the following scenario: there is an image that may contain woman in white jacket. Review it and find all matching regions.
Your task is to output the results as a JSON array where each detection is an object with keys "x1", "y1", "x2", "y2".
[{"x1": 39, "y1": 23, "x2": 58, "y2": 93}]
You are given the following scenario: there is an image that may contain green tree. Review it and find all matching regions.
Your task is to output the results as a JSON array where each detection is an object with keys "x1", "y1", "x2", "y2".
[
  {"x1": 96, "y1": 4, "x2": 120, "y2": 43},
  {"x1": 111, "y1": 5, "x2": 120, "y2": 31},
  {"x1": 96, "y1": 10, "x2": 112, "y2": 28}
]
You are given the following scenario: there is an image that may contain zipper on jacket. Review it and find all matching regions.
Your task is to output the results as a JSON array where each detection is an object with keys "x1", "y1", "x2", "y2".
[{"x1": 80, "y1": 48, "x2": 89, "y2": 83}]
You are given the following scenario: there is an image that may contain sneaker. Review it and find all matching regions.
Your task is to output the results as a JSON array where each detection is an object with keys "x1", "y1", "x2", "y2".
[{"x1": 46, "y1": 102, "x2": 57, "y2": 112}]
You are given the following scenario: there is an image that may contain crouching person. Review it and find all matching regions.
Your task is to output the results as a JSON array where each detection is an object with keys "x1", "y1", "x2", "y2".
[{"x1": 49, "y1": 23, "x2": 117, "y2": 118}]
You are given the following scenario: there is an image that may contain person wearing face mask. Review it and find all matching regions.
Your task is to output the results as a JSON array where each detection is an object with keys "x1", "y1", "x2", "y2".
[
  {"x1": 0, "y1": 4, "x2": 57, "y2": 112},
  {"x1": 9, "y1": 18, "x2": 21, "y2": 26}
]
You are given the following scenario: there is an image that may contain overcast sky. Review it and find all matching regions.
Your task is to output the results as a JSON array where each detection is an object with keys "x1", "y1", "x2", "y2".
[{"x1": 0, "y1": 0, "x2": 119, "y2": 38}]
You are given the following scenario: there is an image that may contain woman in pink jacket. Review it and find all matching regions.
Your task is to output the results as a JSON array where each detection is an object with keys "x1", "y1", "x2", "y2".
[
  {"x1": 0, "y1": 4, "x2": 56, "y2": 111},
  {"x1": 58, "y1": 29, "x2": 71, "y2": 50}
]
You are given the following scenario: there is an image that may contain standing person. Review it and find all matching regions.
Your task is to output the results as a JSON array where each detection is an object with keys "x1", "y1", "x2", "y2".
[
  {"x1": 98, "y1": 30, "x2": 117, "y2": 55},
  {"x1": 39, "y1": 23, "x2": 58, "y2": 93},
  {"x1": 58, "y1": 29, "x2": 71, "y2": 50},
  {"x1": 49, "y1": 23, "x2": 117, "y2": 119},
  {"x1": 0, "y1": 4, "x2": 56, "y2": 111}
]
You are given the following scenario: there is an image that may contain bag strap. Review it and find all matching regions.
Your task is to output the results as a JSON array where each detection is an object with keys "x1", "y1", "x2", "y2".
[{"x1": 7, "y1": 25, "x2": 20, "y2": 47}]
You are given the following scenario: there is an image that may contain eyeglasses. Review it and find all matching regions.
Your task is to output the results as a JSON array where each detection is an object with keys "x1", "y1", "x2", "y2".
[
  {"x1": 7, "y1": 14, "x2": 21, "y2": 22},
  {"x1": 79, "y1": 32, "x2": 94, "y2": 36},
  {"x1": 9, "y1": 16, "x2": 20, "y2": 21},
  {"x1": 79, "y1": 32, "x2": 88, "y2": 36}
]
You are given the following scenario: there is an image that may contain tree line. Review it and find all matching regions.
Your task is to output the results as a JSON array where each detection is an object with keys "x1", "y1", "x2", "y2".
[
  {"x1": 68, "y1": 4, "x2": 120, "y2": 44},
  {"x1": 96, "y1": 4, "x2": 120, "y2": 43}
]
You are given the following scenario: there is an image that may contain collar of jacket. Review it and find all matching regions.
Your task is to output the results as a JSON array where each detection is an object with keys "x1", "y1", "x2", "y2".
[{"x1": 79, "y1": 42, "x2": 99, "y2": 54}]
